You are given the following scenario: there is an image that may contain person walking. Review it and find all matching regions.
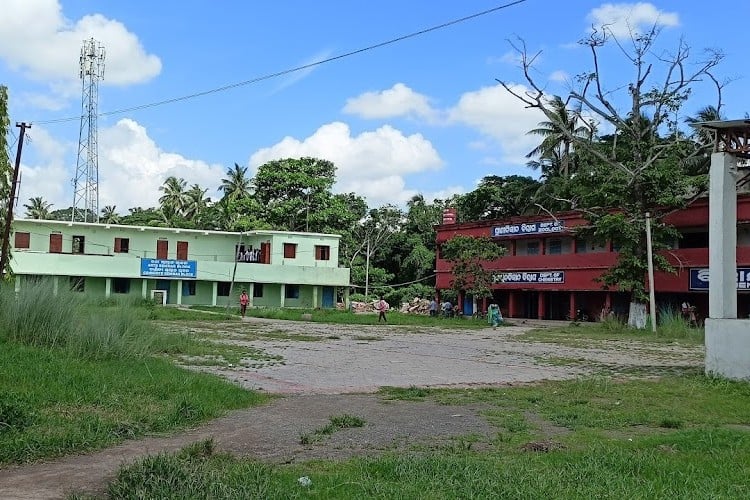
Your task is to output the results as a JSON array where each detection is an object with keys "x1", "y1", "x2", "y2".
[
  {"x1": 428, "y1": 298, "x2": 438, "y2": 317},
  {"x1": 376, "y1": 296, "x2": 389, "y2": 323},
  {"x1": 239, "y1": 289, "x2": 249, "y2": 318},
  {"x1": 487, "y1": 302, "x2": 503, "y2": 328}
]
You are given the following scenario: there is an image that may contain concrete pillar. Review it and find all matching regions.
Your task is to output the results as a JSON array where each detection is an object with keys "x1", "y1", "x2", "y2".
[
  {"x1": 569, "y1": 292, "x2": 577, "y2": 321},
  {"x1": 176, "y1": 280, "x2": 183, "y2": 305},
  {"x1": 280, "y1": 283, "x2": 286, "y2": 308},
  {"x1": 537, "y1": 291, "x2": 546, "y2": 319},
  {"x1": 52, "y1": 276, "x2": 59, "y2": 296},
  {"x1": 709, "y1": 152, "x2": 737, "y2": 319},
  {"x1": 15, "y1": 277, "x2": 20, "y2": 293},
  {"x1": 248, "y1": 283, "x2": 255, "y2": 307},
  {"x1": 105, "y1": 278, "x2": 112, "y2": 298},
  {"x1": 142, "y1": 279, "x2": 148, "y2": 299},
  {"x1": 211, "y1": 282, "x2": 218, "y2": 306},
  {"x1": 313, "y1": 285, "x2": 319, "y2": 308},
  {"x1": 508, "y1": 291, "x2": 516, "y2": 318}
]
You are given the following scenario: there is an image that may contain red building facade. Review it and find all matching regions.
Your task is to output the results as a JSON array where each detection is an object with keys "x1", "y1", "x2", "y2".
[{"x1": 435, "y1": 196, "x2": 750, "y2": 321}]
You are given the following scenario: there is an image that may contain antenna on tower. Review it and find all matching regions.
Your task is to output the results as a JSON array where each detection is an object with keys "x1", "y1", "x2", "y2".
[{"x1": 72, "y1": 38, "x2": 105, "y2": 223}]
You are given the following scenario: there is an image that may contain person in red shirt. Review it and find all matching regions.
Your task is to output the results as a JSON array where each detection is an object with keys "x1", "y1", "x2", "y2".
[
  {"x1": 239, "y1": 290, "x2": 249, "y2": 318},
  {"x1": 376, "y1": 296, "x2": 389, "y2": 323}
]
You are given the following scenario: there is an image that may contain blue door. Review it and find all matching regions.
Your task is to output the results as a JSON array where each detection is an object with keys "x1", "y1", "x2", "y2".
[
  {"x1": 156, "y1": 280, "x2": 171, "y2": 304},
  {"x1": 322, "y1": 287, "x2": 335, "y2": 308},
  {"x1": 463, "y1": 295, "x2": 474, "y2": 316}
]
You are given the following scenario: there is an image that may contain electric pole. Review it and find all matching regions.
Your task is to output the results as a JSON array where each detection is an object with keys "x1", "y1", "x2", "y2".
[{"x1": 0, "y1": 122, "x2": 31, "y2": 277}]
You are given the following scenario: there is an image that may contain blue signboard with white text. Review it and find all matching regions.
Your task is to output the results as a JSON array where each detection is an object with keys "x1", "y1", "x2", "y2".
[
  {"x1": 689, "y1": 267, "x2": 750, "y2": 291},
  {"x1": 492, "y1": 220, "x2": 565, "y2": 237},
  {"x1": 140, "y1": 258, "x2": 197, "y2": 279}
]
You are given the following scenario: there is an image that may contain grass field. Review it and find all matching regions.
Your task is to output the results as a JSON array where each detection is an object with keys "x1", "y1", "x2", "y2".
[
  {"x1": 191, "y1": 304, "x2": 494, "y2": 329},
  {"x1": 0, "y1": 280, "x2": 268, "y2": 465},
  {"x1": 107, "y1": 375, "x2": 750, "y2": 499}
]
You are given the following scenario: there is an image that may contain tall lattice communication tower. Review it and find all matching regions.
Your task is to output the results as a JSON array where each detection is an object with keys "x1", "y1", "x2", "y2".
[{"x1": 72, "y1": 38, "x2": 105, "y2": 222}]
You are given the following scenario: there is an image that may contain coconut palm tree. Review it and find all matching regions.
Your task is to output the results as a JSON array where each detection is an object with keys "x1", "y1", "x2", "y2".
[
  {"x1": 100, "y1": 205, "x2": 120, "y2": 224},
  {"x1": 219, "y1": 163, "x2": 252, "y2": 201},
  {"x1": 158, "y1": 176, "x2": 188, "y2": 216},
  {"x1": 526, "y1": 96, "x2": 592, "y2": 178},
  {"x1": 23, "y1": 196, "x2": 53, "y2": 219},
  {"x1": 183, "y1": 184, "x2": 209, "y2": 220}
]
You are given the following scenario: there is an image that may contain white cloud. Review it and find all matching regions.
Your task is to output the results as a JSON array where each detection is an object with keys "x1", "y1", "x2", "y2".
[
  {"x1": 549, "y1": 70, "x2": 569, "y2": 83},
  {"x1": 97, "y1": 119, "x2": 225, "y2": 210},
  {"x1": 448, "y1": 83, "x2": 544, "y2": 166},
  {"x1": 0, "y1": 0, "x2": 161, "y2": 85},
  {"x1": 249, "y1": 122, "x2": 443, "y2": 206},
  {"x1": 16, "y1": 119, "x2": 228, "y2": 214},
  {"x1": 343, "y1": 83, "x2": 437, "y2": 121},
  {"x1": 587, "y1": 2, "x2": 679, "y2": 37},
  {"x1": 16, "y1": 126, "x2": 72, "y2": 212}
]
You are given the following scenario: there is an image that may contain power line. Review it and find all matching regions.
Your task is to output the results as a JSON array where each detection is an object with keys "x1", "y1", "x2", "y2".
[{"x1": 32, "y1": 0, "x2": 528, "y2": 126}]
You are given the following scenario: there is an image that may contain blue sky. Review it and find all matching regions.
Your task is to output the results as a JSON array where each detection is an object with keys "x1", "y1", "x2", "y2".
[{"x1": 1, "y1": 0, "x2": 748, "y2": 214}]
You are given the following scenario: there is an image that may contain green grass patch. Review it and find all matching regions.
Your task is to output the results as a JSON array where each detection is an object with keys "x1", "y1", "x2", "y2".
[
  {"x1": 299, "y1": 414, "x2": 366, "y2": 445},
  {"x1": 0, "y1": 340, "x2": 268, "y2": 464},
  {"x1": 521, "y1": 320, "x2": 704, "y2": 346},
  {"x1": 108, "y1": 406, "x2": 750, "y2": 499},
  {"x1": 191, "y1": 305, "x2": 490, "y2": 329}
]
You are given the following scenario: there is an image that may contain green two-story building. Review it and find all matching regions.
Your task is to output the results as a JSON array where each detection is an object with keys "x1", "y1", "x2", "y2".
[{"x1": 9, "y1": 219, "x2": 350, "y2": 308}]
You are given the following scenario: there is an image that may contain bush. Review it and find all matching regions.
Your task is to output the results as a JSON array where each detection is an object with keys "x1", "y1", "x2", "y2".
[{"x1": 0, "y1": 278, "x2": 157, "y2": 360}]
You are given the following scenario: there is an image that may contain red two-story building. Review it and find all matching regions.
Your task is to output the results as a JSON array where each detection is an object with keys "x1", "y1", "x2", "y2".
[{"x1": 435, "y1": 196, "x2": 750, "y2": 321}]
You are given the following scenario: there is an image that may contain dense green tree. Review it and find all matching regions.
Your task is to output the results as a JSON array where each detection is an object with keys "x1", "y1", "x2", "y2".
[
  {"x1": 500, "y1": 28, "x2": 723, "y2": 327},
  {"x1": 441, "y1": 235, "x2": 505, "y2": 301},
  {"x1": 23, "y1": 196, "x2": 53, "y2": 219},
  {"x1": 253, "y1": 157, "x2": 344, "y2": 232},
  {"x1": 456, "y1": 175, "x2": 541, "y2": 221},
  {"x1": 183, "y1": 184, "x2": 210, "y2": 221}
]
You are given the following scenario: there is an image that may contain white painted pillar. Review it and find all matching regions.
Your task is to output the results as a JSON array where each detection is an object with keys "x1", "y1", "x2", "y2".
[
  {"x1": 142, "y1": 279, "x2": 148, "y2": 299},
  {"x1": 52, "y1": 276, "x2": 59, "y2": 296},
  {"x1": 709, "y1": 152, "x2": 737, "y2": 319},
  {"x1": 211, "y1": 281, "x2": 218, "y2": 306},
  {"x1": 248, "y1": 283, "x2": 254, "y2": 307},
  {"x1": 280, "y1": 283, "x2": 286, "y2": 308},
  {"x1": 105, "y1": 278, "x2": 112, "y2": 298},
  {"x1": 176, "y1": 280, "x2": 183, "y2": 305},
  {"x1": 344, "y1": 287, "x2": 350, "y2": 308},
  {"x1": 313, "y1": 285, "x2": 319, "y2": 308},
  {"x1": 15, "y1": 277, "x2": 20, "y2": 293}
]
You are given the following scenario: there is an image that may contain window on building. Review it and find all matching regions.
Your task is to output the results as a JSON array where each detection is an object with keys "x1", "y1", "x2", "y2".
[
  {"x1": 217, "y1": 282, "x2": 231, "y2": 296},
  {"x1": 72, "y1": 235, "x2": 85, "y2": 254},
  {"x1": 315, "y1": 245, "x2": 330, "y2": 260},
  {"x1": 70, "y1": 276, "x2": 85, "y2": 292},
  {"x1": 253, "y1": 283, "x2": 264, "y2": 298},
  {"x1": 679, "y1": 231, "x2": 709, "y2": 249},
  {"x1": 526, "y1": 241, "x2": 540, "y2": 255},
  {"x1": 284, "y1": 284, "x2": 299, "y2": 299},
  {"x1": 283, "y1": 243, "x2": 297, "y2": 258},
  {"x1": 14, "y1": 232, "x2": 30, "y2": 249},
  {"x1": 547, "y1": 239, "x2": 562, "y2": 255},
  {"x1": 49, "y1": 233, "x2": 62, "y2": 253},
  {"x1": 177, "y1": 241, "x2": 189, "y2": 260},
  {"x1": 113, "y1": 278, "x2": 130, "y2": 294},
  {"x1": 182, "y1": 281, "x2": 196, "y2": 296},
  {"x1": 157, "y1": 239, "x2": 168, "y2": 259},
  {"x1": 114, "y1": 237, "x2": 129, "y2": 253}
]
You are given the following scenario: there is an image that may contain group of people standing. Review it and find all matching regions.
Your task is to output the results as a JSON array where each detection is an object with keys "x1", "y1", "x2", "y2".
[{"x1": 236, "y1": 247, "x2": 261, "y2": 263}]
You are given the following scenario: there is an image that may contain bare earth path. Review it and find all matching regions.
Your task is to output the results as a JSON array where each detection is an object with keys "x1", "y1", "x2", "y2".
[{"x1": 0, "y1": 318, "x2": 703, "y2": 499}]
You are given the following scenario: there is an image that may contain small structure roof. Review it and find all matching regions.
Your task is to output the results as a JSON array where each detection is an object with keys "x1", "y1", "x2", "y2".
[{"x1": 691, "y1": 119, "x2": 750, "y2": 159}]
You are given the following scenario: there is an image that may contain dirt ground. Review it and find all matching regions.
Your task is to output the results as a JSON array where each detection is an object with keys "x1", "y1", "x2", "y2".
[{"x1": 0, "y1": 318, "x2": 704, "y2": 499}]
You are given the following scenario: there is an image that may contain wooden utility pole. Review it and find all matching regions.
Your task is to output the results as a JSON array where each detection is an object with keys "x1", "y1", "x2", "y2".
[{"x1": 0, "y1": 122, "x2": 31, "y2": 278}]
